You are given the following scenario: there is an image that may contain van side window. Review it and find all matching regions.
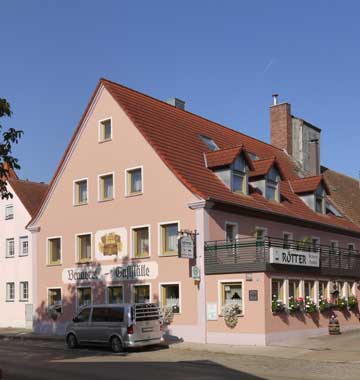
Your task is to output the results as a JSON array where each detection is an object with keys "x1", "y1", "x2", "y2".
[
  {"x1": 77, "y1": 307, "x2": 91, "y2": 323},
  {"x1": 108, "y1": 307, "x2": 124, "y2": 322},
  {"x1": 92, "y1": 307, "x2": 108, "y2": 322},
  {"x1": 92, "y1": 307, "x2": 124, "y2": 322}
]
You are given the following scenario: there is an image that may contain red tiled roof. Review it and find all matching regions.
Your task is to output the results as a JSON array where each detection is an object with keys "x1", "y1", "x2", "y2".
[
  {"x1": 9, "y1": 179, "x2": 48, "y2": 217},
  {"x1": 28, "y1": 78, "x2": 360, "y2": 236},
  {"x1": 206, "y1": 146, "x2": 254, "y2": 170},
  {"x1": 291, "y1": 176, "x2": 330, "y2": 195},
  {"x1": 249, "y1": 157, "x2": 285, "y2": 179}
]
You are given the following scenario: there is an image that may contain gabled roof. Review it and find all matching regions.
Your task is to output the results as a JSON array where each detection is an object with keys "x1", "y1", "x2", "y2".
[
  {"x1": 28, "y1": 78, "x2": 360, "y2": 236},
  {"x1": 8, "y1": 179, "x2": 48, "y2": 218},
  {"x1": 291, "y1": 176, "x2": 330, "y2": 195},
  {"x1": 249, "y1": 157, "x2": 284, "y2": 179},
  {"x1": 206, "y1": 145, "x2": 254, "y2": 170}
]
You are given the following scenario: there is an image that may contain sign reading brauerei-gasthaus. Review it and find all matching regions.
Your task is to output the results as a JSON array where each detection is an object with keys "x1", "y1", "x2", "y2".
[{"x1": 269, "y1": 247, "x2": 320, "y2": 267}]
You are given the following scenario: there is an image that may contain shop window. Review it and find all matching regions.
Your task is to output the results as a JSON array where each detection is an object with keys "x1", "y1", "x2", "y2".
[
  {"x1": 98, "y1": 173, "x2": 114, "y2": 201},
  {"x1": 318, "y1": 281, "x2": 328, "y2": 300},
  {"x1": 336, "y1": 281, "x2": 345, "y2": 298},
  {"x1": 99, "y1": 118, "x2": 112, "y2": 142},
  {"x1": 271, "y1": 279, "x2": 284, "y2": 301},
  {"x1": 348, "y1": 282, "x2": 355, "y2": 297},
  {"x1": 107, "y1": 286, "x2": 123, "y2": 304},
  {"x1": 74, "y1": 179, "x2": 88, "y2": 205},
  {"x1": 161, "y1": 284, "x2": 180, "y2": 313},
  {"x1": 76, "y1": 234, "x2": 92, "y2": 263},
  {"x1": 126, "y1": 167, "x2": 143, "y2": 195},
  {"x1": 6, "y1": 282, "x2": 15, "y2": 301},
  {"x1": 133, "y1": 285, "x2": 150, "y2": 303},
  {"x1": 20, "y1": 281, "x2": 29, "y2": 301},
  {"x1": 48, "y1": 288, "x2": 62, "y2": 313},
  {"x1": 160, "y1": 222, "x2": 178, "y2": 256},
  {"x1": 77, "y1": 287, "x2": 92, "y2": 309},
  {"x1": 48, "y1": 237, "x2": 61, "y2": 265},
  {"x1": 289, "y1": 280, "x2": 300, "y2": 299},
  {"x1": 221, "y1": 282, "x2": 243, "y2": 311},
  {"x1": 225, "y1": 223, "x2": 237, "y2": 242},
  {"x1": 132, "y1": 226, "x2": 149, "y2": 258},
  {"x1": 6, "y1": 238, "x2": 15, "y2": 258},
  {"x1": 304, "y1": 280, "x2": 315, "y2": 299},
  {"x1": 5, "y1": 205, "x2": 13, "y2": 220},
  {"x1": 19, "y1": 236, "x2": 29, "y2": 256}
]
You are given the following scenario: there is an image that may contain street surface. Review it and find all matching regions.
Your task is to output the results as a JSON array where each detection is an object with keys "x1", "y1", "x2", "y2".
[{"x1": 1, "y1": 332, "x2": 360, "y2": 380}]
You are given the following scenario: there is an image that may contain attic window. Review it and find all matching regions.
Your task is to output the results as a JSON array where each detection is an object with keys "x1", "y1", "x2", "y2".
[
  {"x1": 315, "y1": 186, "x2": 325, "y2": 214},
  {"x1": 248, "y1": 152, "x2": 258, "y2": 161},
  {"x1": 200, "y1": 135, "x2": 219, "y2": 151},
  {"x1": 265, "y1": 168, "x2": 280, "y2": 202},
  {"x1": 231, "y1": 156, "x2": 248, "y2": 195}
]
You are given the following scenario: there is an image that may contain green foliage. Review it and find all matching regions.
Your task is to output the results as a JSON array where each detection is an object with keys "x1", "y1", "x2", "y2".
[
  {"x1": 0, "y1": 98, "x2": 23, "y2": 199},
  {"x1": 304, "y1": 297, "x2": 317, "y2": 314},
  {"x1": 348, "y1": 296, "x2": 358, "y2": 310},
  {"x1": 288, "y1": 296, "x2": 303, "y2": 312},
  {"x1": 272, "y1": 295, "x2": 286, "y2": 313},
  {"x1": 319, "y1": 297, "x2": 333, "y2": 312},
  {"x1": 337, "y1": 297, "x2": 347, "y2": 309}
]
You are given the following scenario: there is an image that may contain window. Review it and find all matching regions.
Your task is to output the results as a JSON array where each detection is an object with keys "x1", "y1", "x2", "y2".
[
  {"x1": 225, "y1": 223, "x2": 237, "y2": 242},
  {"x1": 99, "y1": 118, "x2": 112, "y2": 142},
  {"x1": 348, "y1": 243, "x2": 356, "y2": 253},
  {"x1": 99, "y1": 174, "x2": 114, "y2": 201},
  {"x1": 126, "y1": 167, "x2": 143, "y2": 195},
  {"x1": 336, "y1": 281, "x2": 345, "y2": 298},
  {"x1": 48, "y1": 237, "x2": 61, "y2": 265},
  {"x1": 232, "y1": 156, "x2": 248, "y2": 194},
  {"x1": 283, "y1": 233, "x2": 292, "y2": 249},
  {"x1": 161, "y1": 284, "x2": 180, "y2": 313},
  {"x1": 315, "y1": 186, "x2": 325, "y2": 214},
  {"x1": 107, "y1": 286, "x2": 123, "y2": 304},
  {"x1": 6, "y1": 282, "x2": 15, "y2": 301},
  {"x1": 221, "y1": 282, "x2": 243, "y2": 312},
  {"x1": 318, "y1": 281, "x2": 328, "y2": 300},
  {"x1": 133, "y1": 285, "x2": 150, "y2": 303},
  {"x1": 265, "y1": 168, "x2": 280, "y2": 202},
  {"x1": 76, "y1": 307, "x2": 91, "y2": 322},
  {"x1": 160, "y1": 222, "x2": 178, "y2": 256},
  {"x1": 5, "y1": 205, "x2": 13, "y2": 220},
  {"x1": 77, "y1": 287, "x2": 92, "y2": 308},
  {"x1": 330, "y1": 240, "x2": 339, "y2": 255},
  {"x1": 74, "y1": 179, "x2": 88, "y2": 205},
  {"x1": 271, "y1": 279, "x2": 284, "y2": 301},
  {"x1": 48, "y1": 288, "x2": 62, "y2": 313},
  {"x1": 304, "y1": 280, "x2": 315, "y2": 299},
  {"x1": 92, "y1": 307, "x2": 124, "y2": 322},
  {"x1": 199, "y1": 135, "x2": 219, "y2": 151},
  {"x1": 288, "y1": 280, "x2": 300, "y2": 298},
  {"x1": 348, "y1": 282, "x2": 355, "y2": 297},
  {"x1": 132, "y1": 226, "x2": 149, "y2": 258},
  {"x1": 76, "y1": 234, "x2": 92, "y2": 263},
  {"x1": 312, "y1": 237, "x2": 320, "y2": 253},
  {"x1": 20, "y1": 282, "x2": 29, "y2": 301},
  {"x1": 19, "y1": 236, "x2": 29, "y2": 256},
  {"x1": 6, "y1": 238, "x2": 15, "y2": 258}
]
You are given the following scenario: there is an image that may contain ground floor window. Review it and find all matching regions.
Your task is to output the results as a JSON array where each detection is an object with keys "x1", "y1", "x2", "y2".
[
  {"x1": 6, "y1": 282, "x2": 15, "y2": 301},
  {"x1": 271, "y1": 279, "x2": 284, "y2": 301},
  {"x1": 133, "y1": 284, "x2": 150, "y2": 303},
  {"x1": 20, "y1": 281, "x2": 29, "y2": 301},
  {"x1": 107, "y1": 286, "x2": 123, "y2": 304},
  {"x1": 288, "y1": 280, "x2": 300, "y2": 298},
  {"x1": 77, "y1": 287, "x2": 92, "y2": 308},
  {"x1": 348, "y1": 282, "x2": 355, "y2": 297},
  {"x1": 221, "y1": 282, "x2": 243, "y2": 311},
  {"x1": 304, "y1": 280, "x2": 315, "y2": 299},
  {"x1": 318, "y1": 281, "x2": 328, "y2": 300},
  {"x1": 160, "y1": 283, "x2": 180, "y2": 313},
  {"x1": 336, "y1": 281, "x2": 345, "y2": 298},
  {"x1": 48, "y1": 288, "x2": 62, "y2": 313}
]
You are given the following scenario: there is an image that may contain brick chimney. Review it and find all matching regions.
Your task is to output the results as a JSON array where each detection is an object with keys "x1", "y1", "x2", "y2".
[{"x1": 270, "y1": 95, "x2": 293, "y2": 155}]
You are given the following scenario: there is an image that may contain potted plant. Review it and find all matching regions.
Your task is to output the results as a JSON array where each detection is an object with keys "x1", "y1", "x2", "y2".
[
  {"x1": 222, "y1": 303, "x2": 242, "y2": 328},
  {"x1": 272, "y1": 295, "x2": 286, "y2": 314},
  {"x1": 161, "y1": 305, "x2": 174, "y2": 328},
  {"x1": 348, "y1": 296, "x2": 358, "y2": 310},
  {"x1": 288, "y1": 296, "x2": 303, "y2": 313},
  {"x1": 304, "y1": 297, "x2": 317, "y2": 314}
]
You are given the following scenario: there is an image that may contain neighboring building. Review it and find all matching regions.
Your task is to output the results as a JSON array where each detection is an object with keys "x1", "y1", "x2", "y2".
[
  {"x1": 28, "y1": 79, "x2": 360, "y2": 344},
  {"x1": 0, "y1": 167, "x2": 48, "y2": 328}
]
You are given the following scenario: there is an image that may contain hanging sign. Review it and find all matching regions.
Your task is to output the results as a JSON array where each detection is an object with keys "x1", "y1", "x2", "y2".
[
  {"x1": 191, "y1": 265, "x2": 201, "y2": 281},
  {"x1": 269, "y1": 247, "x2": 320, "y2": 267},
  {"x1": 207, "y1": 303, "x2": 218, "y2": 320},
  {"x1": 178, "y1": 235, "x2": 195, "y2": 259}
]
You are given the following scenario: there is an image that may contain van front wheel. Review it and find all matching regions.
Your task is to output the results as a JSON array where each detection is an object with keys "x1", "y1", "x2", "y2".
[
  {"x1": 110, "y1": 336, "x2": 124, "y2": 353},
  {"x1": 66, "y1": 333, "x2": 78, "y2": 349}
]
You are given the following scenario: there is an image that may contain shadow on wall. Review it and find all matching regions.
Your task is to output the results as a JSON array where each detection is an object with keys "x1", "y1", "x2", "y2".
[{"x1": 34, "y1": 255, "x2": 160, "y2": 335}]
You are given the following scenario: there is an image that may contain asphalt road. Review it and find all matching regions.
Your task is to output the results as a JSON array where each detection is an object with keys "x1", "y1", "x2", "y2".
[{"x1": 0, "y1": 339, "x2": 263, "y2": 380}]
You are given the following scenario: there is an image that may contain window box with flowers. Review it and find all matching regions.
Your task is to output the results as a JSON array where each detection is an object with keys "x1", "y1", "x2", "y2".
[
  {"x1": 272, "y1": 295, "x2": 286, "y2": 314},
  {"x1": 304, "y1": 297, "x2": 317, "y2": 314},
  {"x1": 348, "y1": 296, "x2": 358, "y2": 310},
  {"x1": 288, "y1": 296, "x2": 304, "y2": 313},
  {"x1": 336, "y1": 297, "x2": 348, "y2": 310},
  {"x1": 319, "y1": 297, "x2": 334, "y2": 313}
]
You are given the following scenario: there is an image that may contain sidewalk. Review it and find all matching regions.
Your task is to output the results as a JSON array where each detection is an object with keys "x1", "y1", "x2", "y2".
[{"x1": 0, "y1": 328, "x2": 62, "y2": 342}]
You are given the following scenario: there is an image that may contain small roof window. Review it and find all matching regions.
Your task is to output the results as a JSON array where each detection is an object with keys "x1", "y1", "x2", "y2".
[{"x1": 200, "y1": 135, "x2": 219, "y2": 151}]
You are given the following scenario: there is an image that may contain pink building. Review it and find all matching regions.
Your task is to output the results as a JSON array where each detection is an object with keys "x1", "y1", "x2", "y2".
[{"x1": 28, "y1": 79, "x2": 360, "y2": 345}]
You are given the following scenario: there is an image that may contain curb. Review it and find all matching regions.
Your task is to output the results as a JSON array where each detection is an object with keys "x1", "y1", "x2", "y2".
[{"x1": 0, "y1": 333, "x2": 63, "y2": 342}]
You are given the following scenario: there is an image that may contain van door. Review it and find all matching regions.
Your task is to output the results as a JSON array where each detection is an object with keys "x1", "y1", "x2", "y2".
[
  {"x1": 74, "y1": 307, "x2": 92, "y2": 342},
  {"x1": 90, "y1": 307, "x2": 125, "y2": 343}
]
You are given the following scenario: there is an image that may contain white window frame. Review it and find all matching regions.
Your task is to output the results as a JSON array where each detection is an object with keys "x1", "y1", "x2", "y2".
[
  {"x1": 330, "y1": 240, "x2": 339, "y2": 254},
  {"x1": 98, "y1": 117, "x2": 113, "y2": 143},
  {"x1": 19, "y1": 281, "x2": 29, "y2": 302},
  {"x1": 75, "y1": 232, "x2": 93, "y2": 263},
  {"x1": 73, "y1": 177, "x2": 89, "y2": 206},
  {"x1": 76, "y1": 286, "x2": 93, "y2": 310},
  {"x1": 270, "y1": 276, "x2": 286, "y2": 306},
  {"x1": 225, "y1": 222, "x2": 238, "y2": 241},
  {"x1": 218, "y1": 279, "x2": 245, "y2": 316},
  {"x1": 47, "y1": 287, "x2": 63, "y2": 313},
  {"x1": 130, "y1": 224, "x2": 151, "y2": 259},
  {"x1": 348, "y1": 243, "x2": 356, "y2": 253},
  {"x1": 255, "y1": 226, "x2": 268, "y2": 239},
  {"x1": 125, "y1": 166, "x2": 144, "y2": 197},
  {"x1": 6, "y1": 282, "x2": 15, "y2": 302},
  {"x1": 6, "y1": 238, "x2": 15, "y2": 258},
  {"x1": 19, "y1": 236, "x2": 29, "y2": 257},
  {"x1": 159, "y1": 282, "x2": 182, "y2": 314},
  {"x1": 282, "y1": 231, "x2": 293, "y2": 249},
  {"x1": 311, "y1": 236, "x2": 321, "y2": 252},
  {"x1": 97, "y1": 172, "x2": 115, "y2": 202},
  {"x1": 158, "y1": 220, "x2": 180, "y2": 257},
  {"x1": 106, "y1": 285, "x2": 124, "y2": 304},
  {"x1": 46, "y1": 236, "x2": 62, "y2": 266},
  {"x1": 131, "y1": 283, "x2": 152, "y2": 304},
  {"x1": 5, "y1": 204, "x2": 14, "y2": 220}
]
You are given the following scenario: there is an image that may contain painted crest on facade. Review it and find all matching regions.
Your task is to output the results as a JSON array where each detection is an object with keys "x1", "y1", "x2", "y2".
[{"x1": 95, "y1": 228, "x2": 127, "y2": 260}]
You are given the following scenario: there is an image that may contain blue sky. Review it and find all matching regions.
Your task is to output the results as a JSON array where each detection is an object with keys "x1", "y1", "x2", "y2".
[{"x1": 1, "y1": 1, "x2": 360, "y2": 182}]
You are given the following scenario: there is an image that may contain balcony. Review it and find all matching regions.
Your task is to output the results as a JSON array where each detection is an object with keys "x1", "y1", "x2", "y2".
[{"x1": 204, "y1": 237, "x2": 360, "y2": 278}]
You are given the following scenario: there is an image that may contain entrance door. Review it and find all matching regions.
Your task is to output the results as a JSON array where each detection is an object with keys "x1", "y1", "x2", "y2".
[{"x1": 226, "y1": 223, "x2": 237, "y2": 242}]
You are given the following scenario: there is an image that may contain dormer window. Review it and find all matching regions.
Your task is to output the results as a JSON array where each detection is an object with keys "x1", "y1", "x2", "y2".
[
  {"x1": 314, "y1": 186, "x2": 325, "y2": 214},
  {"x1": 200, "y1": 135, "x2": 219, "y2": 151},
  {"x1": 232, "y1": 155, "x2": 248, "y2": 194},
  {"x1": 265, "y1": 168, "x2": 280, "y2": 202}
]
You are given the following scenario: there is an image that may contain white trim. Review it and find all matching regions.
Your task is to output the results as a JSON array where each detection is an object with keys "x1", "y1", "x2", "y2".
[
  {"x1": 130, "y1": 224, "x2": 151, "y2": 259},
  {"x1": 217, "y1": 279, "x2": 245, "y2": 316},
  {"x1": 28, "y1": 84, "x2": 104, "y2": 229},
  {"x1": 18, "y1": 235, "x2": 29, "y2": 257},
  {"x1": 157, "y1": 220, "x2": 181, "y2": 257},
  {"x1": 73, "y1": 177, "x2": 89, "y2": 206},
  {"x1": 124, "y1": 165, "x2": 144, "y2": 197},
  {"x1": 158, "y1": 282, "x2": 182, "y2": 313},
  {"x1": 6, "y1": 282, "x2": 15, "y2": 302},
  {"x1": 5, "y1": 204, "x2": 14, "y2": 220},
  {"x1": 76, "y1": 285, "x2": 93, "y2": 310},
  {"x1": 46, "y1": 236, "x2": 63, "y2": 266},
  {"x1": 98, "y1": 116, "x2": 113, "y2": 143},
  {"x1": 97, "y1": 171, "x2": 115, "y2": 202},
  {"x1": 19, "y1": 281, "x2": 29, "y2": 302},
  {"x1": 105, "y1": 285, "x2": 124, "y2": 304},
  {"x1": 46, "y1": 287, "x2": 62, "y2": 308},
  {"x1": 5, "y1": 237, "x2": 15, "y2": 258},
  {"x1": 224, "y1": 221, "x2": 238, "y2": 240},
  {"x1": 130, "y1": 283, "x2": 152, "y2": 303},
  {"x1": 270, "y1": 276, "x2": 286, "y2": 305},
  {"x1": 74, "y1": 232, "x2": 93, "y2": 263}
]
